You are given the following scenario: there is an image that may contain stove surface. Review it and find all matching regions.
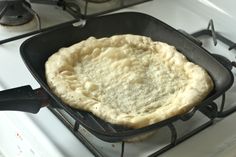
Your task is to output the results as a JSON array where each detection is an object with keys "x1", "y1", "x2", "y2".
[
  {"x1": 0, "y1": 3, "x2": 73, "y2": 40},
  {"x1": 0, "y1": 0, "x2": 236, "y2": 157}
]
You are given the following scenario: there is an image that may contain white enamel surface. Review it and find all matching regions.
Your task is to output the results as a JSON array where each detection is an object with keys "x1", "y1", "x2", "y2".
[
  {"x1": 0, "y1": 111, "x2": 62, "y2": 157},
  {"x1": 0, "y1": 0, "x2": 236, "y2": 157},
  {"x1": 0, "y1": 4, "x2": 73, "y2": 40}
]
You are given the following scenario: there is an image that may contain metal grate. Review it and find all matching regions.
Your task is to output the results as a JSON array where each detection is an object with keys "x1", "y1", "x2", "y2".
[
  {"x1": 49, "y1": 102, "x2": 219, "y2": 157},
  {"x1": 191, "y1": 19, "x2": 236, "y2": 117}
]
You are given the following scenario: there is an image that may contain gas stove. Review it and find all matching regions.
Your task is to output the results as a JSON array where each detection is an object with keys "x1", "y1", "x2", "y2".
[{"x1": 0, "y1": 0, "x2": 236, "y2": 157}]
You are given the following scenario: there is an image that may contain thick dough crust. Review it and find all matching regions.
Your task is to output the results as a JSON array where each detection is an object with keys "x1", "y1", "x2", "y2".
[{"x1": 45, "y1": 34, "x2": 214, "y2": 128}]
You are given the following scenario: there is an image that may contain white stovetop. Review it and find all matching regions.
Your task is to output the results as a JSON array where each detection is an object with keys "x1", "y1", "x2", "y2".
[{"x1": 0, "y1": 0, "x2": 236, "y2": 157}]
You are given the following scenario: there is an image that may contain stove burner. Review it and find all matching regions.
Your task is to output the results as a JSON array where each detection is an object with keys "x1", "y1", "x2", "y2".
[{"x1": 0, "y1": 0, "x2": 33, "y2": 26}]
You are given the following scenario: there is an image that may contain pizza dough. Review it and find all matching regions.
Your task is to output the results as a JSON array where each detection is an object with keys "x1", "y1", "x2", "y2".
[{"x1": 45, "y1": 34, "x2": 214, "y2": 128}]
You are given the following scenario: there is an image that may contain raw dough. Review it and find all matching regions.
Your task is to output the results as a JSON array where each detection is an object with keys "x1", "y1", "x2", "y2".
[{"x1": 45, "y1": 34, "x2": 214, "y2": 128}]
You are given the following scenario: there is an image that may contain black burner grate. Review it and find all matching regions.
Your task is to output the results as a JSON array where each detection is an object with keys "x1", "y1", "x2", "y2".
[
  {"x1": 191, "y1": 19, "x2": 236, "y2": 117},
  {"x1": 192, "y1": 19, "x2": 236, "y2": 51},
  {"x1": 49, "y1": 102, "x2": 218, "y2": 157}
]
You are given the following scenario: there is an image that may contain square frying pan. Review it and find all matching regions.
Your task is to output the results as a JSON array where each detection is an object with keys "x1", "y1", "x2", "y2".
[{"x1": 0, "y1": 12, "x2": 233, "y2": 142}]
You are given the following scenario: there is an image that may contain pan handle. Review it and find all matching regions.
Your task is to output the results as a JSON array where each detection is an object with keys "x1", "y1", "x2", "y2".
[{"x1": 0, "y1": 85, "x2": 49, "y2": 113}]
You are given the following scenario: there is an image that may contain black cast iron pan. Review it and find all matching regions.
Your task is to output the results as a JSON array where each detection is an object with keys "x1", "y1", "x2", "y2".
[{"x1": 0, "y1": 12, "x2": 234, "y2": 142}]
